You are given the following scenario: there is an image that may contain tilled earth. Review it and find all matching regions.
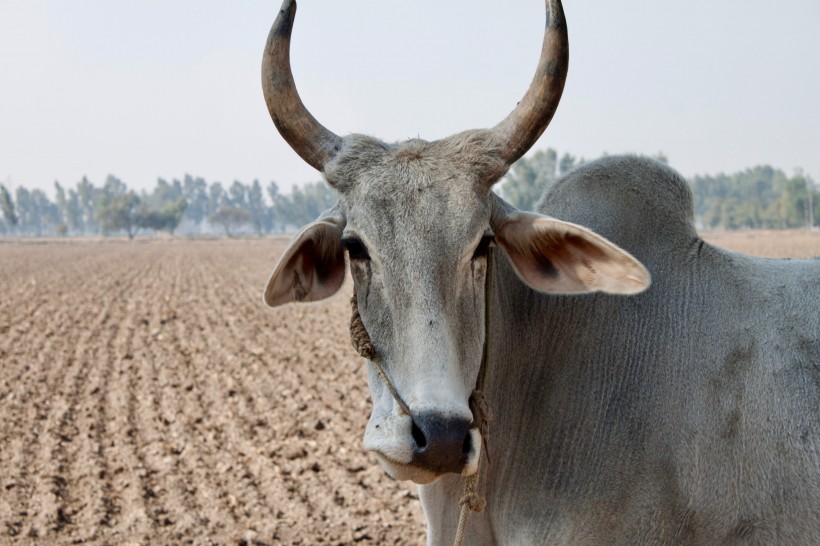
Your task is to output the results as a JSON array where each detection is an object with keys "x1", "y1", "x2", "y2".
[
  {"x1": 0, "y1": 232, "x2": 817, "y2": 545},
  {"x1": 0, "y1": 239, "x2": 424, "y2": 545}
]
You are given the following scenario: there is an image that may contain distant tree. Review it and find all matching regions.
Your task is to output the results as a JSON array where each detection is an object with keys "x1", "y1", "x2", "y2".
[
  {"x1": 266, "y1": 180, "x2": 279, "y2": 203},
  {"x1": 163, "y1": 199, "x2": 187, "y2": 235},
  {"x1": 150, "y1": 177, "x2": 184, "y2": 208},
  {"x1": 780, "y1": 170, "x2": 818, "y2": 229},
  {"x1": 247, "y1": 179, "x2": 268, "y2": 235},
  {"x1": 499, "y1": 148, "x2": 559, "y2": 211},
  {"x1": 0, "y1": 184, "x2": 17, "y2": 233},
  {"x1": 558, "y1": 153, "x2": 580, "y2": 176},
  {"x1": 100, "y1": 174, "x2": 128, "y2": 201},
  {"x1": 13, "y1": 187, "x2": 29, "y2": 234},
  {"x1": 14, "y1": 187, "x2": 35, "y2": 235},
  {"x1": 30, "y1": 189, "x2": 60, "y2": 235},
  {"x1": 182, "y1": 174, "x2": 209, "y2": 230},
  {"x1": 228, "y1": 180, "x2": 249, "y2": 209},
  {"x1": 97, "y1": 191, "x2": 142, "y2": 238},
  {"x1": 208, "y1": 182, "x2": 226, "y2": 219},
  {"x1": 140, "y1": 198, "x2": 187, "y2": 235},
  {"x1": 280, "y1": 181, "x2": 337, "y2": 229},
  {"x1": 76, "y1": 176, "x2": 98, "y2": 234},
  {"x1": 65, "y1": 188, "x2": 83, "y2": 234},
  {"x1": 55, "y1": 182, "x2": 74, "y2": 233},
  {"x1": 267, "y1": 181, "x2": 282, "y2": 232},
  {"x1": 54, "y1": 181, "x2": 68, "y2": 227},
  {"x1": 208, "y1": 206, "x2": 251, "y2": 237}
]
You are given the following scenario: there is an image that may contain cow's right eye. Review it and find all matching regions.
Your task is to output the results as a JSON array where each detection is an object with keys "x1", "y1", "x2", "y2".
[
  {"x1": 472, "y1": 235, "x2": 495, "y2": 260},
  {"x1": 343, "y1": 237, "x2": 371, "y2": 261}
]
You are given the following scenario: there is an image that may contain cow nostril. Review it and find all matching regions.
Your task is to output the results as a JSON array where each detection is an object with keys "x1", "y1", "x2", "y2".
[
  {"x1": 411, "y1": 420, "x2": 427, "y2": 449},
  {"x1": 462, "y1": 431, "x2": 472, "y2": 457}
]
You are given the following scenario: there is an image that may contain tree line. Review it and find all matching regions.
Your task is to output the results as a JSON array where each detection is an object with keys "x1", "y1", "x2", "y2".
[
  {"x1": 1, "y1": 154, "x2": 817, "y2": 237},
  {"x1": 0, "y1": 175, "x2": 335, "y2": 238},
  {"x1": 499, "y1": 150, "x2": 818, "y2": 230}
]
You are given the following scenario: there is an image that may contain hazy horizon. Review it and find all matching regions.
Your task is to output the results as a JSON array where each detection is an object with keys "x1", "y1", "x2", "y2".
[{"x1": 2, "y1": 0, "x2": 818, "y2": 198}]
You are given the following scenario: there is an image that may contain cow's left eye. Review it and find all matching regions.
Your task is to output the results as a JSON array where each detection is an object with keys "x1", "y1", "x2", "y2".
[
  {"x1": 472, "y1": 235, "x2": 494, "y2": 260},
  {"x1": 343, "y1": 237, "x2": 371, "y2": 261}
]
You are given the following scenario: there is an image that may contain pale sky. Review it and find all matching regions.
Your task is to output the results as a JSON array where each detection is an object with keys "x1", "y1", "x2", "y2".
[{"x1": 1, "y1": 0, "x2": 818, "y2": 197}]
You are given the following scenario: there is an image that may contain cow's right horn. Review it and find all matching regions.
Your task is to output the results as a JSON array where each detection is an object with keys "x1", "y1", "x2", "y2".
[
  {"x1": 262, "y1": 0, "x2": 343, "y2": 172},
  {"x1": 491, "y1": 0, "x2": 569, "y2": 166}
]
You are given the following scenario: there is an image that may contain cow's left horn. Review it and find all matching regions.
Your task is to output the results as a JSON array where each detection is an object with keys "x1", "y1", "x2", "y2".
[
  {"x1": 491, "y1": 0, "x2": 569, "y2": 166},
  {"x1": 262, "y1": 0, "x2": 343, "y2": 172}
]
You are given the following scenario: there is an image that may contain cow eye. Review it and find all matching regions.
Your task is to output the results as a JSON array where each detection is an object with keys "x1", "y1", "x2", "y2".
[
  {"x1": 343, "y1": 237, "x2": 371, "y2": 261},
  {"x1": 472, "y1": 235, "x2": 494, "y2": 260}
]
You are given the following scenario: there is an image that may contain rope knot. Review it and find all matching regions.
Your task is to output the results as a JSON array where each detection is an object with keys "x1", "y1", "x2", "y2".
[
  {"x1": 454, "y1": 474, "x2": 485, "y2": 546},
  {"x1": 469, "y1": 389, "x2": 492, "y2": 464},
  {"x1": 459, "y1": 480, "x2": 486, "y2": 513},
  {"x1": 350, "y1": 290, "x2": 375, "y2": 360}
]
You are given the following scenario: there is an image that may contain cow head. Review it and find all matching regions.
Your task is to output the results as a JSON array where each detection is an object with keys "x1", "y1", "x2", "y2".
[{"x1": 262, "y1": 0, "x2": 650, "y2": 484}]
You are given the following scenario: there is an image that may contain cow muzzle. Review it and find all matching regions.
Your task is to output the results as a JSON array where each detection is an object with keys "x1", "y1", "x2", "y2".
[{"x1": 364, "y1": 410, "x2": 481, "y2": 484}]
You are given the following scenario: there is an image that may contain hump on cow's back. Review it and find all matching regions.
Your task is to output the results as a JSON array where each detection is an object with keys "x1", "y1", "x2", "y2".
[{"x1": 538, "y1": 155, "x2": 699, "y2": 262}]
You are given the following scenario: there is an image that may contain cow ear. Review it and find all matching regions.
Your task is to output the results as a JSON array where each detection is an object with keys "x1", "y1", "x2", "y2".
[
  {"x1": 492, "y1": 211, "x2": 650, "y2": 295},
  {"x1": 264, "y1": 214, "x2": 346, "y2": 307}
]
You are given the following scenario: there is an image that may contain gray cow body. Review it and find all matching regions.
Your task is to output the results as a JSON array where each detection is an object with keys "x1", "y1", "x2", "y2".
[
  {"x1": 422, "y1": 156, "x2": 820, "y2": 545},
  {"x1": 259, "y1": 1, "x2": 819, "y2": 542}
]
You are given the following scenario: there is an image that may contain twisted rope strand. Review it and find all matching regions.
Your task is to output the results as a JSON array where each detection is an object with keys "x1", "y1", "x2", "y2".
[
  {"x1": 349, "y1": 289, "x2": 375, "y2": 360},
  {"x1": 350, "y1": 288, "x2": 412, "y2": 416}
]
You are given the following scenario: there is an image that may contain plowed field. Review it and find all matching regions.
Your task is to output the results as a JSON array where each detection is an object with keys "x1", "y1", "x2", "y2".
[
  {"x1": 0, "y1": 230, "x2": 817, "y2": 545},
  {"x1": 0, "y1": 239, "x2": 424, "y2": 545}
]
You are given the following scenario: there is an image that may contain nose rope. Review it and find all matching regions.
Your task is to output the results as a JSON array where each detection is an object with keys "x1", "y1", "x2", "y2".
[
  {"x1": 349, "y1": 291, "x2": 413, "y2": 417},
  {"x1": 348, "y1": 248, "x2": 494, "y2": 546},
  {"x1": 349, "y1": 292, "x2": 376, "y2": 361},
  {"x1": 454, "y1": 247, "x2": 493, "y2": 546}
]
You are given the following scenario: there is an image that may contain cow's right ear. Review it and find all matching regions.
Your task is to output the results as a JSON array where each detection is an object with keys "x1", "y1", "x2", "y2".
[
  {"x1": 490, "y1": 195, "x2": 650, "y2": 295},
  {"x1": 264, "y1": 213, "x2": 346, "y2": 307}
]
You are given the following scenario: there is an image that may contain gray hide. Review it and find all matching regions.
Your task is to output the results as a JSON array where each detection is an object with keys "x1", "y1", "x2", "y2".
[
  {"x1": 259, "y1": 0, "x2": 819, "y2": 541},
  {"x1": 421, "y1": 155, "x2": 820, "y2": 545}
]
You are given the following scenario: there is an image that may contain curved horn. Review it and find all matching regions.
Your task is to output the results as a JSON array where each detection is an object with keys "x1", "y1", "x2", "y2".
[
  {"x1": 262, "y1": 0, "x2": 343, "y2": 172},
  {"x1": 492, "y1": 0, "x2": 569, "y2": 166}
]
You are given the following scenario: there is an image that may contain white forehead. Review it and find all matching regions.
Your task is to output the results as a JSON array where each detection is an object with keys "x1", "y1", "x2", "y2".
[{"x1": 325, "y1": 130, "x2": 507, "y2": 253}]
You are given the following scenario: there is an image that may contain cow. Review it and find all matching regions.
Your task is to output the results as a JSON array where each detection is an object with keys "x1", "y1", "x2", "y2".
[{"x1": 260, "y1": 0, "x2": 820, "y2": 544}]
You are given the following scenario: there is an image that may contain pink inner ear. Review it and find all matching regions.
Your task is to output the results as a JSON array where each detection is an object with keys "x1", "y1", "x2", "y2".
[
  {"x1": 264, "y1": 221, "x2": 346, "y2": 307},
  {"x1": 495, "y1": 214, "x2": 651, "y2": 295},
  {"x1": 288, "y1": 251, "x2": 314, "y2": 302},
  {"x1": 303, "y1": 237, "x2": 347, "y2": 300}
]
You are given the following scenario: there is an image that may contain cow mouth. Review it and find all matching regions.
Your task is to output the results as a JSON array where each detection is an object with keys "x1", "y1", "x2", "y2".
[
  {"x1": 374, "y1": 453, "x2": 441, "y2": 484},
  {"x1": 372, "y1": 428, "x2": 482, "y2": 485}
]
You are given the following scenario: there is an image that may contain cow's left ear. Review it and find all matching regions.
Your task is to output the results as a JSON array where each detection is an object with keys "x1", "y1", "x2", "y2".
[
  {"x1": 492, "y1": 210, "x2": 651, "y2": 295},
  {"x1": 264, "y1": 212, "x2": 346, "y2": 307}
]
